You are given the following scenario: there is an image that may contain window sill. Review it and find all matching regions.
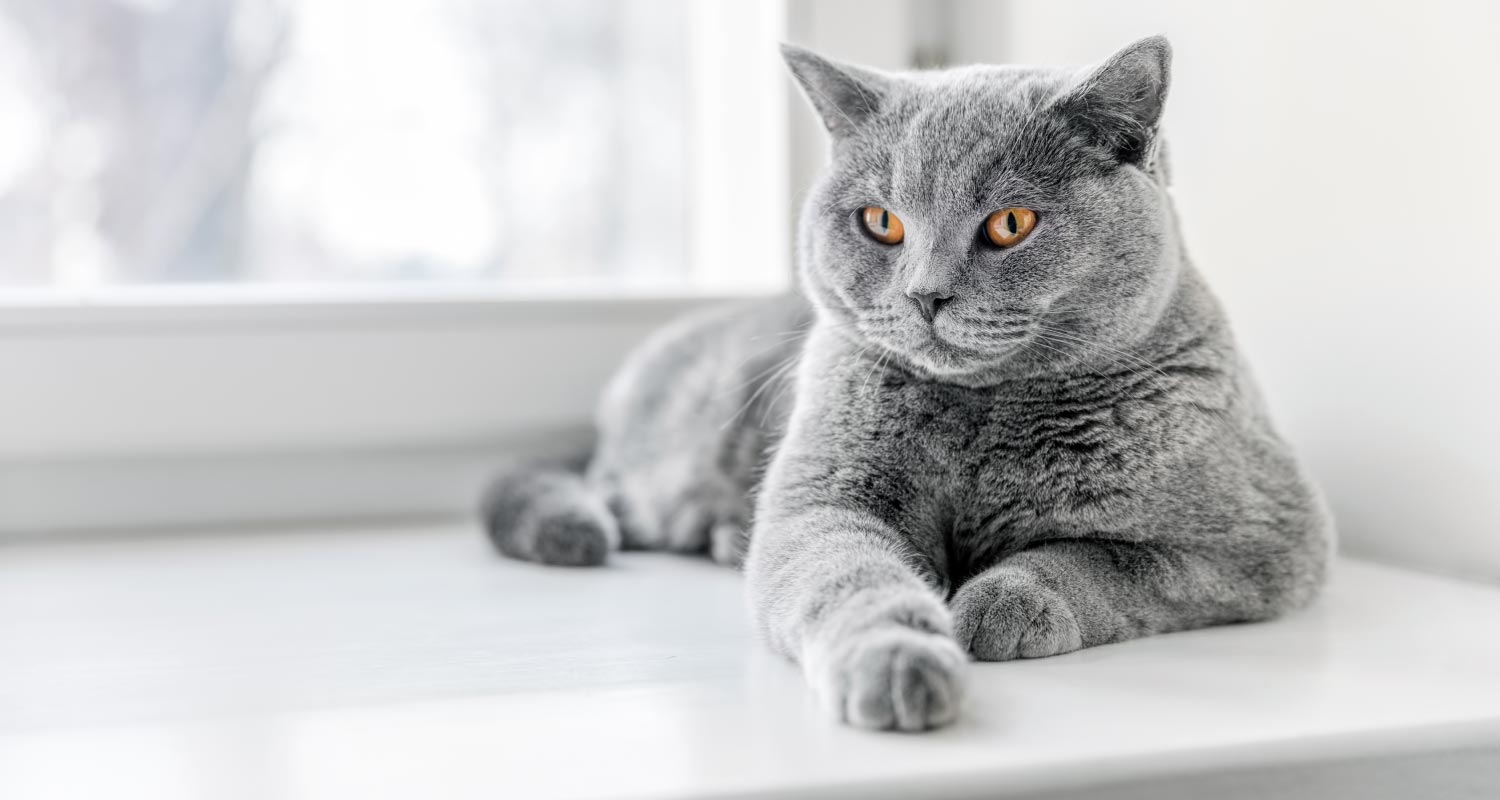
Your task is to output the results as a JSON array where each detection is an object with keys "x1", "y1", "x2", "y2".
[
  {"x1": 3, "y1": 521, "x2": 1498, "y2": 799},
  {"x1": 0, "y1": 284, "x2": 781, "y2": 333},
  {"x1": 0, "y1": 289, "x2": 782, "y2": 461}
]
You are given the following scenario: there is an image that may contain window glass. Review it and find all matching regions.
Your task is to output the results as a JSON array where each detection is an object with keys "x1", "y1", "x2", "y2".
[{"x1": 0, "y1": 0, "x2": 694, "y2": 289}]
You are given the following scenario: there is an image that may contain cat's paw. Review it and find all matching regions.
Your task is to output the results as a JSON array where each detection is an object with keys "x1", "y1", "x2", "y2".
[
  {"x1": 486, "y1": 471, "x2": 618, "y2": 567},
  {"x1": 528, "y1": 513, "x2": 614, "y2": 567},
  {"x1": 951, "y1": 568, "x2": 1083, "y2": 661},
  {"x1": 819, "y1": 628, "x2": 966, "y2": 732}
]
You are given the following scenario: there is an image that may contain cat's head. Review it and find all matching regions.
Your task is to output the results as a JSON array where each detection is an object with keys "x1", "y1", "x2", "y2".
[{"x1": 785, "y1": 37, "x2": 1182, "y2": 384}]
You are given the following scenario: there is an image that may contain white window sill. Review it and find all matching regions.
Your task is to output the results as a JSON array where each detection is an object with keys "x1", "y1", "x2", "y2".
[
  {"x1": 2, "y1": 522, "x2": 1499, "y2": 799},
  {"x1": 0, "y1": 290, "x2": 781, "y2": 535}
]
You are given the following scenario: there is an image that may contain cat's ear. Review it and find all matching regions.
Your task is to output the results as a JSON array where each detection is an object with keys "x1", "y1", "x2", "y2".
[
  {"x1": 1051, "y1": 36, "x2": 1172, "y2": 167},
  {"x1": 780, "y1": 44, "x2": 891, "y2": 139}
]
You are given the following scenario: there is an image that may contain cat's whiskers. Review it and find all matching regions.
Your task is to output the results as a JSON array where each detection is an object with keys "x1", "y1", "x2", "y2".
[
  {"x1": 757, "y1": 355, "x2": 805, "y2": 424},
  {"x1": 1032, "y1": 333, "x2": 1159, "y2": 389},
  {"x1": 860, "y1": 345, "x2": 894, "y2": 394},
  {"x1": 720, "y1": 350, "x2": 803, "y2": 432},
  {"x1": 1033, "y1": 323, "x2": 1169, "y2": 382},
  {"x1": 746, "y1": 318, "x2": 815, "y2": 343},
  {"x1": 762, "y1": 318, "x2": 864, "y2": 341},
  {"x1": 1036, "y1": 305, "x2": 1114, "y2": 315},
  {"x1": 719, "y1": 318, "x2": 823, "y2": 402},
  {"x1": 1019, "y1": 335, "x2": 1114, "y2": 382},
  {"x1": 1030, "y1": 330, "x2": 1177, "y2": 406},
  {"x1": 759, "y1": 359, "x2": 803, "y2": 429},
  {"x1": 733, "y1": 316, "x2": 884, "y2": 401}
]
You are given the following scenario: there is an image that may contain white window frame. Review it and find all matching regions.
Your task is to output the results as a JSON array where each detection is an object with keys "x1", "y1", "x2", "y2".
[{"x1": 0, "y1": 0, "x2": 930, "y2": 535}]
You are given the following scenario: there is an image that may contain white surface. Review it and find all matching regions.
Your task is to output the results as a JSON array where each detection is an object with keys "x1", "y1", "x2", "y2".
[
  {"x1": 0, "y1": 297, "x2": 689, "y2": 532},
  {"x1": 0, "y1": 294, "x2": 716, "y2": 461},
  {"x1": 951, "y1": 0, "x2": 1500, "y2": 582},
  {"x1": 0, "y1": 292, "x2": 765, "y2": 533},
  {"x1": 2, "y1": 522, "x2": 1499, "y2": 799},
  {"x1": 0, "y1": 443, "x2": 575, "y2": 535}
]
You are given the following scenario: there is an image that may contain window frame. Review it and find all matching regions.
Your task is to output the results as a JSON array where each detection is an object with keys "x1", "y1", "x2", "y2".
[
  {"x1": 0, "y1": 3, "x2": 788, "y2": 450},
  {"x1": 0, "y1": 0, "x2": 929, "y2": 535}
]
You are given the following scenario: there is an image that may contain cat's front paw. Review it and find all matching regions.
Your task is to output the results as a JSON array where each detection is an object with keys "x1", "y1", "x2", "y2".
[
  {"x1": 819, "y1": 628, "x2": 966, "y2": 732},
  {"x1": 951, "y1": 567, "x2": 1083, "y2": 661}
]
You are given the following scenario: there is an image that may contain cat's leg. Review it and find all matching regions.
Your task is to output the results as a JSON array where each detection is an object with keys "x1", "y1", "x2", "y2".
[
  {"x1": 598, "y1": 469, "x2": 751, "y2": 566},
  {"x1": 747, "y1": 507, "x2": 966, "y2": 731},
  {"x1": 664, "y1": 478, "x2": 753, "y2": 568},
  {"x1": 951, "y1": 536, "x2": 1318, "y2": 661},
  {"x1": 484, "y1": 468, "x2": 620, "y2": 567},
  {"x1": 708, "y1": 520, "x2": 747, "y2": 567}
]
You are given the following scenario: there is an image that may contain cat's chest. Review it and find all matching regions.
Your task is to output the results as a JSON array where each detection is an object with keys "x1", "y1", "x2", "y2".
[{"x1": 842, "y1": 375, "x2": 1179, "y2": 528}]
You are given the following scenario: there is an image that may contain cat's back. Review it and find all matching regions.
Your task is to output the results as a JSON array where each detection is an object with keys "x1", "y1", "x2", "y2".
[
  {"x1": 590, "y1": 293, "x2": 813, "y2": 558},
  {"x1": 595, "y1": 293, "x2": 812, "y2": 445}
]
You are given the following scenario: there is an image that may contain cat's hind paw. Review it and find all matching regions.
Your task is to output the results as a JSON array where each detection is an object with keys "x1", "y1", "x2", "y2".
[
  {"x1": 951, "y1": 567, "x2": 1083, "y2": 661},
  {"x1": 819, "y1": 628, "x2": 966, "y2": 732},
  {"x1": 528, "y1": 513, "x2": 615, "y2": 567},
  {"x1": 484, "y1": 471, "x2": 619, "y2": 567}
]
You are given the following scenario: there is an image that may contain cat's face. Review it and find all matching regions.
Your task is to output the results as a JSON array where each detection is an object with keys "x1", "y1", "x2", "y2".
[{"x1": 786, "y1": 38, "x2": 1180, "y2": 384}]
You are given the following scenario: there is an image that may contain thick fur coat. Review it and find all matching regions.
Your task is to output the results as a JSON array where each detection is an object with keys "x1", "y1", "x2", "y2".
[{"x1": 485, "y1": 37, "x2": 1331, "y2": 731}]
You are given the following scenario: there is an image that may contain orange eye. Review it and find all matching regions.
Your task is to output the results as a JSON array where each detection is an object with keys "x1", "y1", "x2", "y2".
[
  {"x1": 861, "y1": 207, "x2": 904, "y2": 245},
  {"x1": 984, "y1": 207, "x2": 1037, "y2": 247}
]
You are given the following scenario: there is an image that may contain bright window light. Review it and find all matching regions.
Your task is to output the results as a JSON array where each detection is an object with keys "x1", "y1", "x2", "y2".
[{"x1": 0, "y1": 0, "x2": 786, "y2": 295}]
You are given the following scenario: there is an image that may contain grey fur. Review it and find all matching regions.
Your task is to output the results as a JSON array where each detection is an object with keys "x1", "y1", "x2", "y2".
[
  {"x1": 485, "y1": 296, "x2": 811, "y2": 566},
  {"x1": 484, "y1": 447, "x2": 618, "y2": 567},
  {"x1": 483, "y1": 36, "x2": 1331, "y2": 732}
]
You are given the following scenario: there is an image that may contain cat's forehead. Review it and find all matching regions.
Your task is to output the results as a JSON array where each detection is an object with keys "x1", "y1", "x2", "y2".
[
  {"x1": 854, "y1": 66, "x2": 1085, "y2": 211},
  {"x1": 908, "y1": 65, "x2": 1070, "y2": 116}
]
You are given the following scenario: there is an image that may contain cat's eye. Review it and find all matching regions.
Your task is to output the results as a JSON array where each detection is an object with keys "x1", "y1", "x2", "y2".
[
  {"x1": 984, "y1": 207, "x2": 1037, "y2": 248},
  {"x1": 861, "y1": 207, "x2": 904, "y2": 245}
]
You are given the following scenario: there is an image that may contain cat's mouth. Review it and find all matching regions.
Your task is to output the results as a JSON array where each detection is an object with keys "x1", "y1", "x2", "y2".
[
  {"x1": 902, "y1": 328, "x2": 1019, "y2": 377},
  {"x1": 930, "y1": 315, "x2": 1035, "y2": 354},
  {"x1": 846, "y1": 302, "x2": 1036, "y2": 378}
]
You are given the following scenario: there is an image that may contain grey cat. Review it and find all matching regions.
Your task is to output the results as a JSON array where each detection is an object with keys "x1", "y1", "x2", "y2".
[{"x1": 485, "y1": 36, "x2": 1332, "y2": 732}]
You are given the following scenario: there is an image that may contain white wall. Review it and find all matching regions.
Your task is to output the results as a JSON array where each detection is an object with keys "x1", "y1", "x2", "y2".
[{"x1": 947, "y1": 0, "x2": 1500, "y2": 580}]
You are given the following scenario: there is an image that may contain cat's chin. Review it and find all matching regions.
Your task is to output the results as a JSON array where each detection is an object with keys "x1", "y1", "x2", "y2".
[
  {"x1": 855, "y1": 326, "x2": 1025, "y2": 385},
  {"x1": 900, "y1": 338, "x2": 1018, "y2": 384}
]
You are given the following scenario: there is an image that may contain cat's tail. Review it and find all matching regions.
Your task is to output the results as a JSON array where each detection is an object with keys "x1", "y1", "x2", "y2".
[{"x1": 481, "y1": 438, "x2": 620, "y2": 567}]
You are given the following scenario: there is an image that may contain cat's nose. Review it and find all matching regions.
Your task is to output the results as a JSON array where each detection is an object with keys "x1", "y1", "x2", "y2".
[{"x1": 908, "y1": 290, "x2": 952, "y2": 323}]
